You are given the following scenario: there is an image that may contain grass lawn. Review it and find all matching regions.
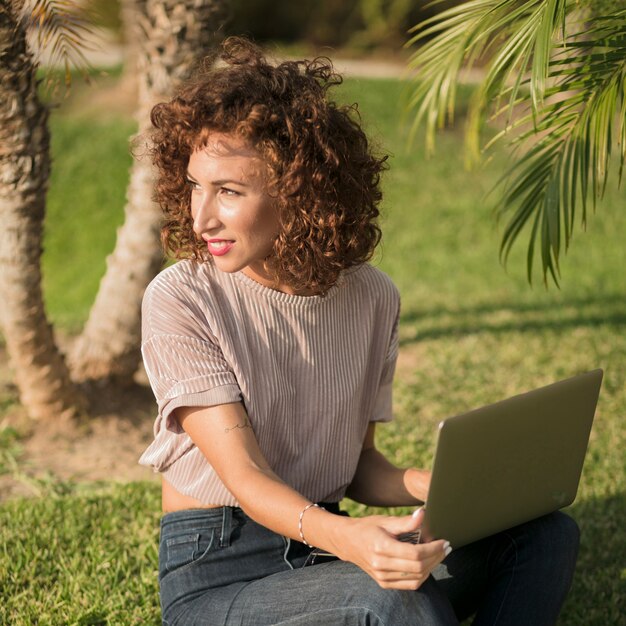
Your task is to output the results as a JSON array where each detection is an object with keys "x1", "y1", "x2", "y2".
[{"x1": 1, "y1": 74, "x2": 625, "y2": 624}]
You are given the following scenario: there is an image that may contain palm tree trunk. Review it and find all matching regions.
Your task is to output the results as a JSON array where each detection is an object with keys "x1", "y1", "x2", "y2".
[
  {"x1": 70, "y1": 0, "x2": 229, "y2": 382},
  {"x1": 0, "y1": 1, "x2": 85, "y2": 419}
]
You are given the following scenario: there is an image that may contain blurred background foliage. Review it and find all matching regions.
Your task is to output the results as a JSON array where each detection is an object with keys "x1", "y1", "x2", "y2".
[{"x1": 87, "y1": 0, "x2": 465, "y2": 52}]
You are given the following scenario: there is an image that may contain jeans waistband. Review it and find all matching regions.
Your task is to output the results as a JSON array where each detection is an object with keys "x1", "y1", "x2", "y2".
[
  {"x1": 160, "y1": 506, "x2": 236, "y2": 549},
  {"x1": 160, "y1": 501, "x2": 341, "y2": 545}
]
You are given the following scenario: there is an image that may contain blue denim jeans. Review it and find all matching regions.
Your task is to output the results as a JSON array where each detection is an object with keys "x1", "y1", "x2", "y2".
[{"x1": 158, "y1": 504, "x2": 579, "y2": 625}]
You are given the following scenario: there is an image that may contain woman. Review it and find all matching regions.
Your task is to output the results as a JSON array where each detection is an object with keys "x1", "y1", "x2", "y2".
[{"x1": 139, "y1": 37, "x2": 579, "y2": 625}]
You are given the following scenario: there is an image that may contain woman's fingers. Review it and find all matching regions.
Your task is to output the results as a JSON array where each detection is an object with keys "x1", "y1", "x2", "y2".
[
  {"x1": 364, "y1": 536, "x2": 452, "y2": 589},
  {"x1": 371, "y1": 540, "x2": 450, "y2": 575},
  {"x1": 368, "y1": 553, "x2": 443, "y2": 590},
  {"x1": 369, "y1": 526, "x2": 447, "y2": 561},
  {"x1": 378, "y1": 508, "x2": 424, "y2": 537},
  {"x1": 344, "y1": 514, "x2": 452, "y2": 590}
]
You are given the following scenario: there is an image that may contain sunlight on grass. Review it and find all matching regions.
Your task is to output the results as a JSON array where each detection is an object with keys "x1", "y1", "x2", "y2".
[{"x1": 0, "y1": 482, "x2": 161, "y2": 625}]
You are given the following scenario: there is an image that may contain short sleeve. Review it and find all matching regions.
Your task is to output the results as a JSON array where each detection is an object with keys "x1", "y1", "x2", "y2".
[
  {"x1": 141, "y1": 269, "x2": 242, "y2": 436},
  {"x1": 142, "y1": 334, "x2": 242, "y2": 434},
  {"x1": 370, "y1": 298, "x2": 400, "y2": 423}
]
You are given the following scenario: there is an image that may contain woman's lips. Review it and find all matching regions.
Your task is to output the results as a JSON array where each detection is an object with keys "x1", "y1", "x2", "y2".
[{"x1": 206, "y1": 239, "x2": 234, "y2": 256}]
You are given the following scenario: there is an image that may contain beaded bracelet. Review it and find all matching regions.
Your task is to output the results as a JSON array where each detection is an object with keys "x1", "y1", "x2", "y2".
[{"x1": 298, "y1": 502, "x2": 325, "y2": 548}]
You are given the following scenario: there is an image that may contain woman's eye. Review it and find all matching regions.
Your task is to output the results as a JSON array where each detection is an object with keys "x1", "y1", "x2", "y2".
[
  {"x1": 186, "y1": 179, "x2": 201, "y2": 191},
  {"x1": 221, "y1": 187, "x2": 240, "y2": 197}
]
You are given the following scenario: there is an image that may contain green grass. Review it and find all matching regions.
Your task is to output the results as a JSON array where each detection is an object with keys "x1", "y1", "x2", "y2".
[
  {"x1": 43, "y1": 114, "x2": 135, "y2": 331},
  {"x1": 1, "y1": 75, "x2": 625, "y2": 623},
  {"x1": 0, "y1": 482, "x2": 161, "y2": 625}
]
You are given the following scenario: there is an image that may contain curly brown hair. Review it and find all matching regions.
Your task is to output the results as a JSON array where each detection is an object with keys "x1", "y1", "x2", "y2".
[{"x1": 149, "y1": 37, "x2": 387, "y2": 295}]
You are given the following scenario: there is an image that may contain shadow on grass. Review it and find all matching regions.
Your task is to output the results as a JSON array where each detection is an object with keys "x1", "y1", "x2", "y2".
[
  {"x1": 400, "y1": 293, "x2": 626, "y2": 344},
  {"x1": 80, "y1": 379, "x2": 156, "y2": 423}
]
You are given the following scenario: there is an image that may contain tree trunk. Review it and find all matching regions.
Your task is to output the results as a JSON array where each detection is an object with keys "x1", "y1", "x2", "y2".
[
  {"x1": 70, "y1": 0, "x2": 229, "y2": 382},
  {"x1": 0, "y1": 1, "x2": 85, "y2": 419}
]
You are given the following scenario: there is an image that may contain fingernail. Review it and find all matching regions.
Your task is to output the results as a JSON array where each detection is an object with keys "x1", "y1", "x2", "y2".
[
  {"x1": 443, "y1": 541, "x2": 452, "y2": 556},
  {"x1": 412, "y1": 507, "x2": 423, "y2": 518}
]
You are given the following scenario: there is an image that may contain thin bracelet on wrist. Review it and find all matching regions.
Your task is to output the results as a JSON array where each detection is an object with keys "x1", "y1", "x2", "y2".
[{"x1": 298, "y1": 502, "x2": 325, "y2": 548}]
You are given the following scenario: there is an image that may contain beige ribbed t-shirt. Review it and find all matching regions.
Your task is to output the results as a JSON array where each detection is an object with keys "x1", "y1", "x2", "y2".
[{"x1": 138, "y1": 260, "x2": 400, "y2": 506}]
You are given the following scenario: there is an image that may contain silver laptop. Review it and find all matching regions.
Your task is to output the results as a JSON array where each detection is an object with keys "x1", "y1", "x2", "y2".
[{"x1": 418, "y1": 369, "x2": 603, "y2": 548}]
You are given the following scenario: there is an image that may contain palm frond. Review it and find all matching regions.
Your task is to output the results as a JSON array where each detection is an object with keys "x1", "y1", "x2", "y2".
[
  {"x1": 406, "y1": 1, "x2": 626, "y2": 285},
  {"x1": 496, "y1": 12, "x2": 626, "y2": 284},
  {"x1": 18, "y1": 0, "x2": 94, "y2": 87},
  {"x1": 406, "y1": 0, "x2": 574, "y2": 157}
]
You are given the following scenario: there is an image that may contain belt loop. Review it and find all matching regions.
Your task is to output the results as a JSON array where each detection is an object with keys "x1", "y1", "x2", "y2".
[{"x1": 220, "y1": 506, "x2": 233, "y2": 548}]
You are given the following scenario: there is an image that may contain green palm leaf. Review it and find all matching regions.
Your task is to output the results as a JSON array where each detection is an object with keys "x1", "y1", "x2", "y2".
[
  {"x1": 498, "y1": 19, "x2": 626, "y2": 283},
  {"x1": 406, "y1": 1, "x2": 626, "y2": 285}
]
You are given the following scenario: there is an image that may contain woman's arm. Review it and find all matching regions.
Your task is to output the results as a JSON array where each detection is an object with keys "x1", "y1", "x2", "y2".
[
  {"x1": 176, "y1": 401, "x2": 332, "y2": 540},
  {"x1": 346, "y1": 423, "x2": 431, "y2": 507},
  {"x1": 176, "y1": 402, "x2": 449, "y2": 590}
]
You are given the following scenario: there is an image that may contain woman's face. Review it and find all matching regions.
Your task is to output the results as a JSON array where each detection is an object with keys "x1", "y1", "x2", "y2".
[{"x1": 187, "y1": 133, "x2": 281, "y2": 288}]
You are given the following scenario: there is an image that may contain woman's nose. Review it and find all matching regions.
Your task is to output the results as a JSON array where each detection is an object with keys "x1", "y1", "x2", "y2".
[{"x1": 192, "y1": 195, "x2": 221, "y2": 235}]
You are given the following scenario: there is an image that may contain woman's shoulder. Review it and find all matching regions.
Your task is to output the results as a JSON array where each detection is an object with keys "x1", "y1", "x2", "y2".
[
  {"x1": 142, "y1": 261, "x2": 225, "y2": 335},
  {"x1": 148, "y1": 258, "x2": 206, "y2": 285},
  {"x1": 144, "y1": 260, "x2": 219, "y2": 303},
  {"x1": 345, "y1": 264, "x2": 400, "y2": 302}
]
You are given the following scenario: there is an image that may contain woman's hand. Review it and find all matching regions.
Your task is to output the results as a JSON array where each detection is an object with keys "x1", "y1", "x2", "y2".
[
  {"x1": 331, "y1": 508, "x2": 451, "y2": 590},
  {"x1": 403, "y1": 468, "x2": 432, "y2": 505}
]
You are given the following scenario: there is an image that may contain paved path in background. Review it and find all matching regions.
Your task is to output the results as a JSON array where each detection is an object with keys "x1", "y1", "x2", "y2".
[
  {"x1": 324, "y1": 57, "x2": 483, "y2": 84},
  {"x1": 38, "y1": 28, "x2": 483, "y2": 84}
]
